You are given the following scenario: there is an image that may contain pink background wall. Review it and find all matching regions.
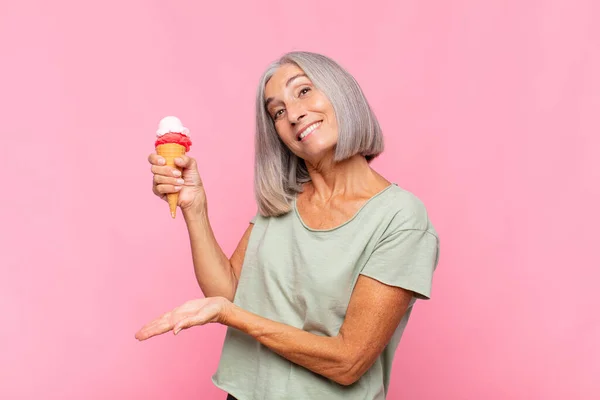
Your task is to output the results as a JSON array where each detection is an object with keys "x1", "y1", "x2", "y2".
[{"x1": 1, "y1": 1, "x2": 598, "y2": 399}]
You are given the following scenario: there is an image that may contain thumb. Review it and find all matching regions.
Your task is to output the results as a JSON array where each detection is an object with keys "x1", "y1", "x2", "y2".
[
  {"x1": 173, "y1": 312, "x2": 210, "y2": 335},
  {"x1": 174, "y1": 155, "x2": 196, "y2": 170},
  {"x1": 172, "y1": 302, "x2": 221, "y2": 335},
  {"x1": 173, "y1": 317, "x2": 193, "y2": 335}
]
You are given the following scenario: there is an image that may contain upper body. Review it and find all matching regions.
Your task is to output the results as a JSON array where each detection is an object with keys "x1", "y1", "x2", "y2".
[
  {"x1": 139, "y1": 51, "x2": 440, "y2": 400},
  {"x1": 212, "y1": 183, "x2": 439, "y2": 399}
]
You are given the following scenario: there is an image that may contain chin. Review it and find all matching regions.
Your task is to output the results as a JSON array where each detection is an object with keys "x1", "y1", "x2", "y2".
[{"x1": 302, "y1": 147, "x2": 337, "y2": 163}]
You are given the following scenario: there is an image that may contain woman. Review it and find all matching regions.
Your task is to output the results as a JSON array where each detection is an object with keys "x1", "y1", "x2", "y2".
[{"x1": 136, "y1": 51, "x2": 440, "y2": 400}]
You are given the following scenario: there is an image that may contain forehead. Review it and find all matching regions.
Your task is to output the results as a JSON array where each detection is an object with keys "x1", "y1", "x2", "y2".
[{"x1": 264, "y1": 64, "x2": 308, "y2": 98}]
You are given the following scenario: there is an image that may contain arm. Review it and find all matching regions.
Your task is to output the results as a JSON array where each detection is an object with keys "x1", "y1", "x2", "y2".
[
  {"x1": 184, "y1": 209, "x2": 253, "y2": 301},
  {"x1": 136, "y1": 270, "x2": 414, "y2": 385},
  {"x1": 150, "y1": 152, "x2": 253, "y2": 301},
  {"x1": 137, "y1": 200, "x2": 437, "y2": 384},
  {"x1": 222, "y1": 274, "x2": 413, "y2": 386}
]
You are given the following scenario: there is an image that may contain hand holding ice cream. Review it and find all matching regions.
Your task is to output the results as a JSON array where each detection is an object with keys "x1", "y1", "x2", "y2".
[{"x1": 149, "y1": 116, "x2": 205, "y2": 219}]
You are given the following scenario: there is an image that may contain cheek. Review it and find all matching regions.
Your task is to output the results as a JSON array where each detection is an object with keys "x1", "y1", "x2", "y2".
[
  {"x1": 321, "y1": 104, "x2": 338, "y2": 132},
  {"x1": 312, "y1": 95, "x2": 329, "y2": 112},
  {"x1": 274, "y1": 122, "x2": 295, "y2": 143},
  {"x1": 312, "y1": 96, "x2": 336, "y2": 125}
]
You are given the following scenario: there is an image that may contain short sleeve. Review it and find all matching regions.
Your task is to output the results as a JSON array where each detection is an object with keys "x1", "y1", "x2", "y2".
[
  {"x1": 360, "y1": 228, "x2": 440, "y2": 300},
  {"x1": 250, "y1": 211, "x2": 261, "y2": 224}
]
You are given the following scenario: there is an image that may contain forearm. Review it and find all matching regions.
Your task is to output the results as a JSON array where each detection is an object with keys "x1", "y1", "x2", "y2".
[
  {"x1": 183, "y1": 209, "x2": 237, "y2": 300},
  {"x1": 224, "y1": 305, "x2": 361, "y2": 386}
]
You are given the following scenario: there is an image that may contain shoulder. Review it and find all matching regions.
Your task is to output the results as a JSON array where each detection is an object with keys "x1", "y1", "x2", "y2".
[{"x1": 379, "y1": 185, "x2": 437, "y2": 236}]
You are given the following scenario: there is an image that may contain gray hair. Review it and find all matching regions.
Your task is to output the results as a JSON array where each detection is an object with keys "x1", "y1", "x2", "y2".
[{"x1": 254, "y1": 51, "x2": 384, "y2": 217}]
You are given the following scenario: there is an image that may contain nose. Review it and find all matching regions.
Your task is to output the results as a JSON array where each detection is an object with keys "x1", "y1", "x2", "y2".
[{"x1": 287, "y1": 101, "x2": 307, "y2": 125}]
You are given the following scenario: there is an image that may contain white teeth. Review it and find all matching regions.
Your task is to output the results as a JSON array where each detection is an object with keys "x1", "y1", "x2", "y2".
[{"x1": 299, "y1": 122, "x2": 321, "y2": 140}]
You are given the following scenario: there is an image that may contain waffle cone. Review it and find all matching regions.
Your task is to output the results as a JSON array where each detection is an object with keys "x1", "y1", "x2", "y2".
[{"x1": 156, "y1": 143, "x2": 186, "y2": 218}]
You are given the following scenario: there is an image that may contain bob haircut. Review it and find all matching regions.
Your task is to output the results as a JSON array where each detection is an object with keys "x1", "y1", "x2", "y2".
[{"x1": 254, "y1": 51, "x2": 384, "y2": 217}]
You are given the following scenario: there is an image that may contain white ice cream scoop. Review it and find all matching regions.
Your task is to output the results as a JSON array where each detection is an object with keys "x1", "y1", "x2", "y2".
[{"x1": 156, "y1": 116, "x2": 190, "y2": 137}]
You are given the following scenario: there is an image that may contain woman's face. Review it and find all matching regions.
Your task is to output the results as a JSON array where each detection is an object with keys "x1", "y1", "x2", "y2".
[{"x1": 264, "y1": 63, "x2": 338, "y2": 164}]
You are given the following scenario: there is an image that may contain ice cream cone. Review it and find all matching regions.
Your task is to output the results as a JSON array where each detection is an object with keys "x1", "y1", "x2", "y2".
[{"x1": 156, "y1": 143, "x2": 186, "y2": 218}]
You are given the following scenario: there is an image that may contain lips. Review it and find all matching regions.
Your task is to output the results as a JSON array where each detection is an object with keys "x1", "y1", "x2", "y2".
[{"x1": 296, "y1": 121, "x2": 323, "y2": 141}]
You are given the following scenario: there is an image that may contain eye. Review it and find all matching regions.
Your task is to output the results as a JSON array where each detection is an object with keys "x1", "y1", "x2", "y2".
[
  {"x1": 273, "y1": 109, "x2": 285, "y2": 119},
  {"x1": 298, "y1": 87, "x2": 311, "y2": 96}
]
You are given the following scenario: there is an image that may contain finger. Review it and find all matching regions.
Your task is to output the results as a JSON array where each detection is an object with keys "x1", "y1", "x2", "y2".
[
  {"x1": 135, "y1": 319, "x2": 173, "y2": 341},
  {"x1": 155, "y1": 184, "x2": 183, "y2": 195},
  {"x1": 151, "y1": 164, "x2": 182, "y2": 178},
  {"x1": 173, "y1": 304, "x2": 219, "y2": 334},
  {"x1": 173, "y1": 317, "x2": 193, "y2": 335},
  {"x1": 152, "y1": 180, "x2": 167, "y2": 200},
  {"x1": 153, "y1": 174, "x2": 185, "y2": 187},
  {"x1": 174, "y1": 155, "x2": 197, "y2": 169},
  {"x1": 173, "y1": 315, "x2": 206, "y2": 335},
  {"x1": 148, "y1": 153, "x2": 166, "y2": 166}
]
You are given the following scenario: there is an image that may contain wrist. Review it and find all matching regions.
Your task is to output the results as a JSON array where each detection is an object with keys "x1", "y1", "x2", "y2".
[
  {"x1": 182, "y1": 204, "x2": 208, "y2": 223},
  {"x1": 219, "y1": 301, "x2": 238, "y2": 326}
]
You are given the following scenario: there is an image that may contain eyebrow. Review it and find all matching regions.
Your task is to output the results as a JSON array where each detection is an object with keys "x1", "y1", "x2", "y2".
[{"x1": 264, "y1": 73, "x2": 308, "y2": 108}]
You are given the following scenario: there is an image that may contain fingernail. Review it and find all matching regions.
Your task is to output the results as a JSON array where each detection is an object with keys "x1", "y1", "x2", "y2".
[
  {"x1": 158, "y1": 158, "x2": 165, "y2": 165},
  {"x1": 174, "y1": 328, "x2": 181, "y2": 335},
  {"x1": 172, "y1": 169, "x2": 181, "y2": 177},
  {"x1": 176, "y1": 179, "x2": 185, "y2": 185},
  {"x1": 174, "y1": 186, "x2": 182, "y2": 191}
]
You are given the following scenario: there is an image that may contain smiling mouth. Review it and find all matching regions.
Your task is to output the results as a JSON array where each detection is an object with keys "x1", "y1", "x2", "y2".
[{"x1": 297, "y1": 121, "x2": 322, "y2": 141}]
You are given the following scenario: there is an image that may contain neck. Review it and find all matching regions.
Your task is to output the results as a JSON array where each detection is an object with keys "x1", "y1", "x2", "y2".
[{"x1": 304, "y1": 154, "x2": 379, "y2": 201}]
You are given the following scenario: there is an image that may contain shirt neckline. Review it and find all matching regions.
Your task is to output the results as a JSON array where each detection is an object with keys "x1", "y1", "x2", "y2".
[{"x1": 293, "y1": 183, "x2": 397, "y2": 232}]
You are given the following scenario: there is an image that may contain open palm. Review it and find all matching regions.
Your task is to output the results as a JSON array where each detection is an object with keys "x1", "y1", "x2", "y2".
[{"x1": 135, "y1": 297, "x2": 232, "y2": 341}]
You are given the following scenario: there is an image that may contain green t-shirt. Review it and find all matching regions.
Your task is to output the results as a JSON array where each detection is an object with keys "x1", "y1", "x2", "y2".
[{"x1": 212, "y1": 184, "x2": 440, "y2": 399}]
